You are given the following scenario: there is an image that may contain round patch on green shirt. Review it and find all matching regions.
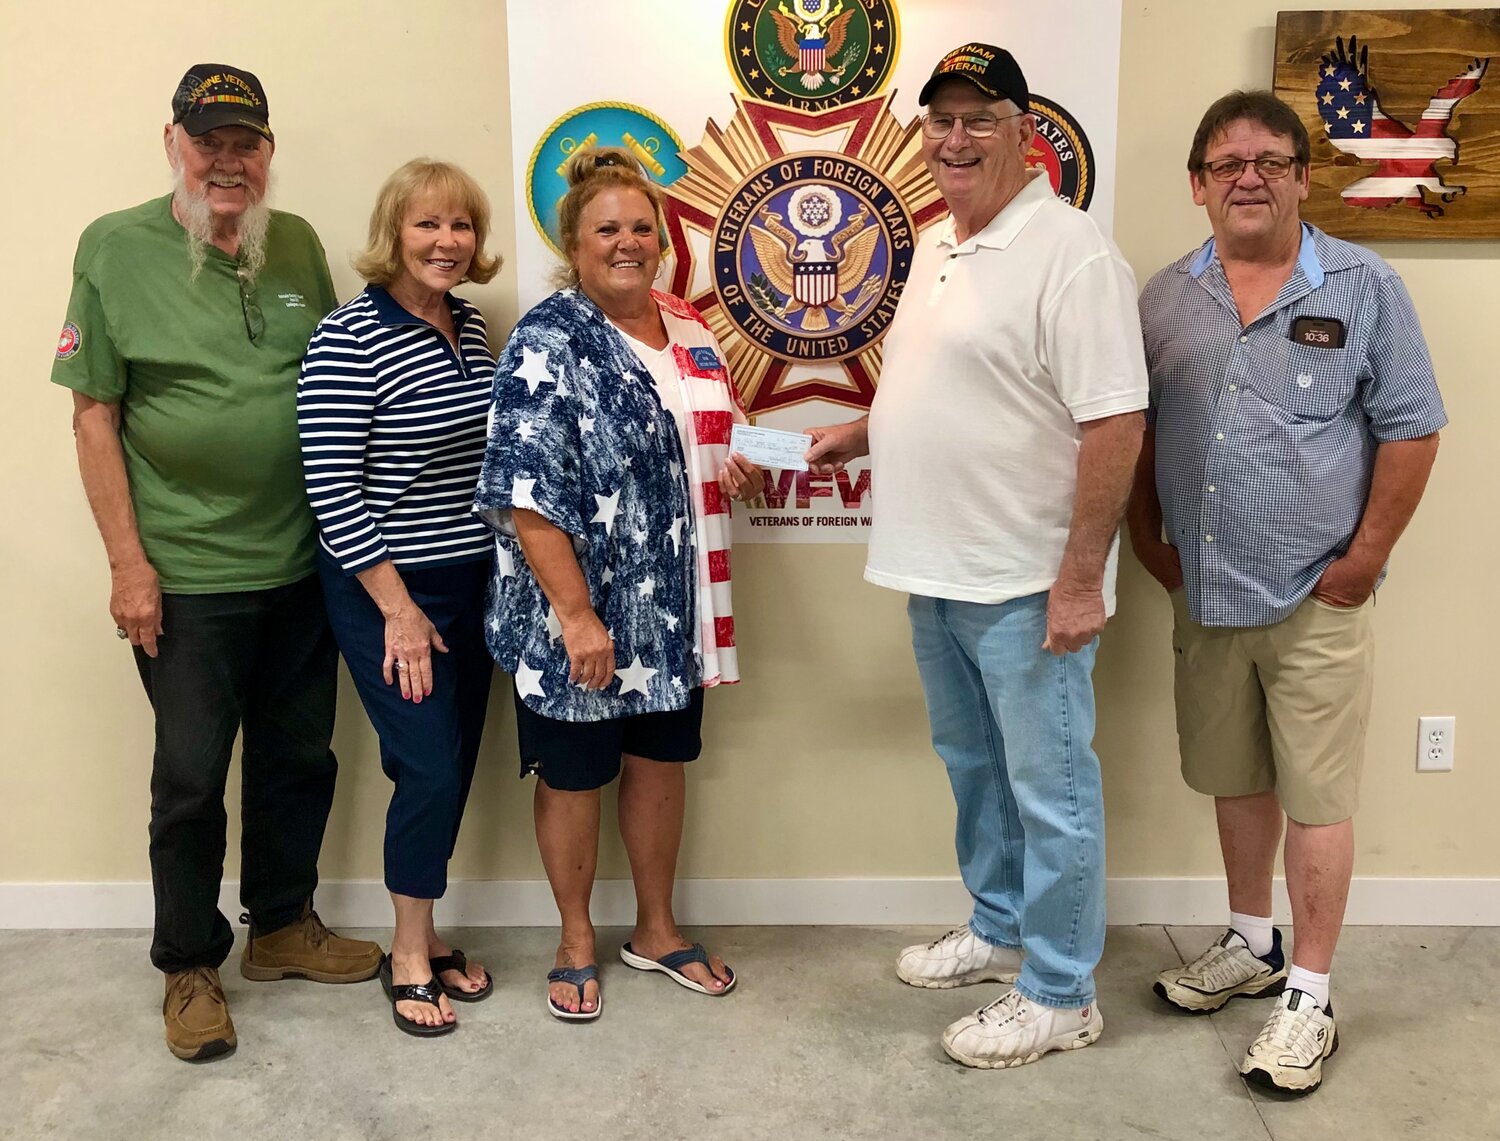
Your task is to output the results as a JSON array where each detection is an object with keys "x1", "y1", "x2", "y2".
[{"x1": 56, "y1": 322, "x2": 81, "y2": 359}]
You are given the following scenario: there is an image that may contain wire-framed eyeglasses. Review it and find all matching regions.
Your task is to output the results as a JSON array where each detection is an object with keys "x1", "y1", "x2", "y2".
[
  {"x1": 920, "y1": 110, "x2": 1025, "y2": 140},
  {"x1": 1199, "y1": 155, "x2": 1299, "y2": 183}
]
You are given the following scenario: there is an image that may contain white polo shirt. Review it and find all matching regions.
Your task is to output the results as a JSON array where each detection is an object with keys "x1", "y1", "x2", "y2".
[{"x1": 865, "y1": 170, "x2": 1149, "y2": 609}]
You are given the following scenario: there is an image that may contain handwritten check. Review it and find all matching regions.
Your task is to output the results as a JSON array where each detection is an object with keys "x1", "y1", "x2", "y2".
[{"x1": 730, "y1": 424, "x2": 812, "y2": 472}]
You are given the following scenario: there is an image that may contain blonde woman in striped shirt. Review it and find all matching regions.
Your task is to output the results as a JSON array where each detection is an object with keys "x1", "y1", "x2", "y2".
[{"x1": 297, "y1": 159, "x2": 500, "y2": 1037}]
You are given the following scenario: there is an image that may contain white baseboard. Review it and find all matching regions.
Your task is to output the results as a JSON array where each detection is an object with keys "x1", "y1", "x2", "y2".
[{"x1": 1, "y1": 876, "x2": 1496, "y2": 929}]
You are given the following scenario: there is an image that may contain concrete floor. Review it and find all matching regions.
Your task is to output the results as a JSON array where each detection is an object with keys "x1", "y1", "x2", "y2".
[{"x1": 0, "y1": 926, "x2": 1495, "y2": 1141}]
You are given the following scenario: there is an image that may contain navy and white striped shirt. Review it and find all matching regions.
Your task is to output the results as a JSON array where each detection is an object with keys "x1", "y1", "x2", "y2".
[
  {"x1": 1140, "y1": 224, "x2": 1447, "y2": 628},
  {"x1": 298, "y1": 285, "x2": 495, "y2": 574}
]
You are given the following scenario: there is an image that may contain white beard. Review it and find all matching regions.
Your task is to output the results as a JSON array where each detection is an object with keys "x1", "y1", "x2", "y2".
[{"x1": 171, "y1": 161, "x2": 274, "y2": 284}]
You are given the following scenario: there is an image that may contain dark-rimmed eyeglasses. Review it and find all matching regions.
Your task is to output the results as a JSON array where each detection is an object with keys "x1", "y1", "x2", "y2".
[
  {"x1": 237, "y1": 266, "x2": 264, "y2": 342},
  {"x1": 1199, "y1": 155, "x2": 1299, "y2": 183},
  {"x1": 920, "y1": 110, "x2": 1025, "y2": 140}
]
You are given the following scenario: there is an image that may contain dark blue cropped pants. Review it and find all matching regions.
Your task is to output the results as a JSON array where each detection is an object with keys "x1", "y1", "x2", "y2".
[{"x1": 319, "y1": 553, "x2": 493, "y2": 899}]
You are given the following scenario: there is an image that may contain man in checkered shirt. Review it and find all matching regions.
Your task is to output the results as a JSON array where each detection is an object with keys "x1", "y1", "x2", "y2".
[{"x1": 1130, "y1": 90, "x2": 1446, "y2": 1096}]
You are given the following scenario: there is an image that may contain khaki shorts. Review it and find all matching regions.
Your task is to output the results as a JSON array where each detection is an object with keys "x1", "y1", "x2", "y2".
[{"x1": 1170, "y1": 592, "x2": 1374, "y2": 825}]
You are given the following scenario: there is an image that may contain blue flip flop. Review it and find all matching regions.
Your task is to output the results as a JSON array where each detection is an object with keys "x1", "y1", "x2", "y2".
[
  {"x1": 546, "y1": 964, "x2": 601, "y2": 1022},
  {"x1": 619, "y1": 942, "x2": 737, "y2": 995}
]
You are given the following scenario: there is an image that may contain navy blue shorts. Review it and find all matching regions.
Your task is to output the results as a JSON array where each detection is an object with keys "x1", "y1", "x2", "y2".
[{"x1": 513, "y1": 687, "x2": 705, "y2": 791}]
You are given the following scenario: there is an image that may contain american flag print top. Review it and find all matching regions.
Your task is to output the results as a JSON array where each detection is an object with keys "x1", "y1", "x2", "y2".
[{"x1": 474, "y1": 288, "x2": 736, "y2": 722}]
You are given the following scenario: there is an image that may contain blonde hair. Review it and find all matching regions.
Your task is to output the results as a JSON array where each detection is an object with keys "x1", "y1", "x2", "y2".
[
  {"x1": 553, "y1": 145, "x2": 667, "y2": 289},
  {"x1": 353, "y1": 158, "x2": 501, "y2": 286}
]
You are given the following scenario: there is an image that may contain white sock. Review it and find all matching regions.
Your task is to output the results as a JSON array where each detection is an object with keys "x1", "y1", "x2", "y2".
[
  {"x1": 1229, "y1": 911, "x2": 1274, "y2": 957},
  {"x1": 1286, "y1": 965, "x2": 1331, "y2": 1009}
]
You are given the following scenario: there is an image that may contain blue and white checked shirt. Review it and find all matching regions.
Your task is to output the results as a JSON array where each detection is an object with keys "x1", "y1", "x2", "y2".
[{"x1": 1140, "y1": 224, "x2": 1446, "y2": 628}]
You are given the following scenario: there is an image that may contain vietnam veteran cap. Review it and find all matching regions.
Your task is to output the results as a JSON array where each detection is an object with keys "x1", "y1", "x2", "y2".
[{"x1": 918, "y1": 43, "x2": 1029, "y2": 110}]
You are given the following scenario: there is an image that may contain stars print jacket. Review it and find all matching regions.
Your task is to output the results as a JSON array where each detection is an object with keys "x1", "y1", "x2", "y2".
[{"x1": 474, "y1": 288, "x2": 700, "y2": 721}]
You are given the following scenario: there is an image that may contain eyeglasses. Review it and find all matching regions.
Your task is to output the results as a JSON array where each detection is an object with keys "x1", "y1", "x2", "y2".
[
  {"x1": 237, "y1": 266, "x2": 264, "y2": 342},
  {"x1": 1199, "y1": 155, "x2": 1299, "y2": 182},
  {"x1": 920, "y1": 110, "x2": 1025, "y2": 140}
]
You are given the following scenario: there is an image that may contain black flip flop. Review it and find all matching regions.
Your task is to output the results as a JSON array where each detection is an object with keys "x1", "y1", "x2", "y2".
[
  {"x1": 379, "y1": 954, "x2": 455, "y2": 1037},
  {"x1": 429, "y1": 948, "x2": 493, "y2": 1002}
]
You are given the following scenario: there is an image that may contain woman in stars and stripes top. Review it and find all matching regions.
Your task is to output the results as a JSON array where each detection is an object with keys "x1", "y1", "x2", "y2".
[
  {"x1": 296, "y1": 160, "x2": 500, "y2": 1036},
  {"x1": 473, "y1": 147, "x2": 764, "y2": 1017}
]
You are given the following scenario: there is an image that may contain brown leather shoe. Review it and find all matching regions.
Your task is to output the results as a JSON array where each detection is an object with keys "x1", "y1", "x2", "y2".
[
  {"x1": 239, "y1": 903, "x2": 382, "y2": 983},
  {"x1": 163, "y1": 966, "x2": 237, "y2": 1062}
]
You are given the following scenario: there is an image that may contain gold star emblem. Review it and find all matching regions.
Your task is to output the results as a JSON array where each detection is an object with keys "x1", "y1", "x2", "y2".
[
  {"x1": 741, "y1": 21, "x2": 750, "y2": 31},
  {"x1": 764, "y1": 86, "x2": 774, "y2": 97},
  {"x1": 1352, "y1": 120, "x2": 1365, "y2": 133},
  {"x1": 1321, "y1": 92, "x2": 1334, "y2": 105},
  {"x1": 874, "y1": 18, "x2": 885, "y2": 29},
  {"x1": 749, "y1": 69, "x2": 760, "y2": 79},
  {"x1": 866, "y1": 67, "x2": 875, "y2": 78},
  {"x1": 874, "y1": 44, "x2": 884, "y2": 54},
  {"x1": 852, "y1": 86, "x2": 862, "y2": 96},
  {"x1": 741, "y1": 46, "x2": 750, "y2": 56},
  {"x1": 1338, "y1": 77, "x2": 1352, "y2": 91},
  {"x1": 1337, "y1": 107, "x2": 1349, "y2": 119}
]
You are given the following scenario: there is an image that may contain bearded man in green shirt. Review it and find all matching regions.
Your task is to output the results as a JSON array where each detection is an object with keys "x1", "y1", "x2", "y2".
[{"x1": 52, "y1": 64, "x2": 381, "y2": 1063}]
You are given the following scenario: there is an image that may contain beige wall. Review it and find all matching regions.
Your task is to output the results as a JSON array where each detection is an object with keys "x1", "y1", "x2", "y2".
[{"x1": 2, "y1": 0, "x2": 1494, "y2": 889}]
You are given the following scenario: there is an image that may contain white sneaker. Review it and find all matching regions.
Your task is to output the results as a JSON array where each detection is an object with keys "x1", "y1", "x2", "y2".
[
  {"x1": 942, "y1": 989, "x2": 1103, "y2": 1069},
  {"x1": 896, "y1": 926, "x2": 1022, "y2": 989},
  {"x1": 1154, "y1": 928, "x2": 1288, "y2": 1012},
  {"x1": 1239, "y1": 989, "x2": 1338, "y2": 1094}
]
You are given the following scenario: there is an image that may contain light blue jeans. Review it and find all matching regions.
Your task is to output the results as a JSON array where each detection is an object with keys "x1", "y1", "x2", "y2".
[{"x1": 908, "y1": 591, "x2": 1106, "y2": 1008}]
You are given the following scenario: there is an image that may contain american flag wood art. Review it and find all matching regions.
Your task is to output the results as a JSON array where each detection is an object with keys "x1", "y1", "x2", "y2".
[{"x1": 1273, "y1": 9, "x2": 1500, "y2": 239}]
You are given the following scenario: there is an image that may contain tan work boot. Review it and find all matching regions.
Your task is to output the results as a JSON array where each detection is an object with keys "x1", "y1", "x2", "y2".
[
  {"x1": 163, "y1": 966, "x2": 237, "y2": 1062},
  {"x1": 239, "y1": 903, "x2": 382, "y2": 983}
]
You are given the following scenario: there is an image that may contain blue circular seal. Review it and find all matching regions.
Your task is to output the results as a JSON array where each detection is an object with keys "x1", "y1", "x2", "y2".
[
  {"x1": 527, "y1": 103, "x2": 689, "y2": 255},
  {"x1": 712, "y1": 153, "x2": 913, "y2": 363}
]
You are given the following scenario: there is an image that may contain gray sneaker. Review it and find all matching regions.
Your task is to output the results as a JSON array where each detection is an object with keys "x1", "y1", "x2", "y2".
[
  {"x1": 1153, "y1": 928, "x2": 1287, "y2": 1012},
  {"x1": 896, "y1": 926, "x2": 1022, "y2": 989},
  {"x1": 1239, "y1": 989, "x2": 1339, "y2": 1094}
]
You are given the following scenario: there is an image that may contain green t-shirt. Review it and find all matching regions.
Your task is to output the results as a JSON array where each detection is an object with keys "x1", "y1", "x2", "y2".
[{"x1": 52, "y1": 195, "x2": 338, "y2": 593}]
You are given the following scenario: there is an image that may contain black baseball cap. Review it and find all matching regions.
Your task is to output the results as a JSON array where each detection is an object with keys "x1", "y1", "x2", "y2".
[
  {"x1": 918, "y1": 43, "x2": 1029, "y2": 110},
  {"x1": 170, "y1": 64, "x2": 273, "y2": 141}
]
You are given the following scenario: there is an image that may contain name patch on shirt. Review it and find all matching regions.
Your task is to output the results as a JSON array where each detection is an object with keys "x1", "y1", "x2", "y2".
[
  {"x1": 689, "y1": 346, "x2": 723, "y2": 372},
  {"x1": 1290, "y1": 316, "x2": 1346, "y2": 349}
]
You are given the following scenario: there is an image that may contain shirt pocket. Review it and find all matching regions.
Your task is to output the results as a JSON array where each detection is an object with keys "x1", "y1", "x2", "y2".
[{"x1": 1250, "y1": 343, "x2": 1359, "y2": 421}]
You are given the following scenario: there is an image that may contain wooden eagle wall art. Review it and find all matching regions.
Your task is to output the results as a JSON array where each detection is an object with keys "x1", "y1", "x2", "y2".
[{"x1": 1273, "y1": 8, "x2": 1500, "y2": 239}]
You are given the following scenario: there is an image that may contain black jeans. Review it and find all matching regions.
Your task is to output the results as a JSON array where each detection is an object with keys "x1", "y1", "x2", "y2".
[{"x1": 133, "y1": 574, "x2": 338, "y2": 973}]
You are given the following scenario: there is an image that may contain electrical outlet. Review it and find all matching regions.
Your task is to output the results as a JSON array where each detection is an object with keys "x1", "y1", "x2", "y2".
[{"x1": 1417, "y1": 716, "x2": 1456, "y2": 772}]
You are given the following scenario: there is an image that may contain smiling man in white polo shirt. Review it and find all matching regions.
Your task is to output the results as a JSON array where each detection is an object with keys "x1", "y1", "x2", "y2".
[{"x1": 807, "y1": 42, "x2": 1147, "y2": 1069}]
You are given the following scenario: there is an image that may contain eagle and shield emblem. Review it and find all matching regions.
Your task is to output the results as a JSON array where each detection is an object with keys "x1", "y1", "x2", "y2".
[
  {"x1": 727, "y1": 0, "x2": 898, "y2": 108},
  {"x1": 745, "y1": 183, "x2": 885, "y2": 332}
]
